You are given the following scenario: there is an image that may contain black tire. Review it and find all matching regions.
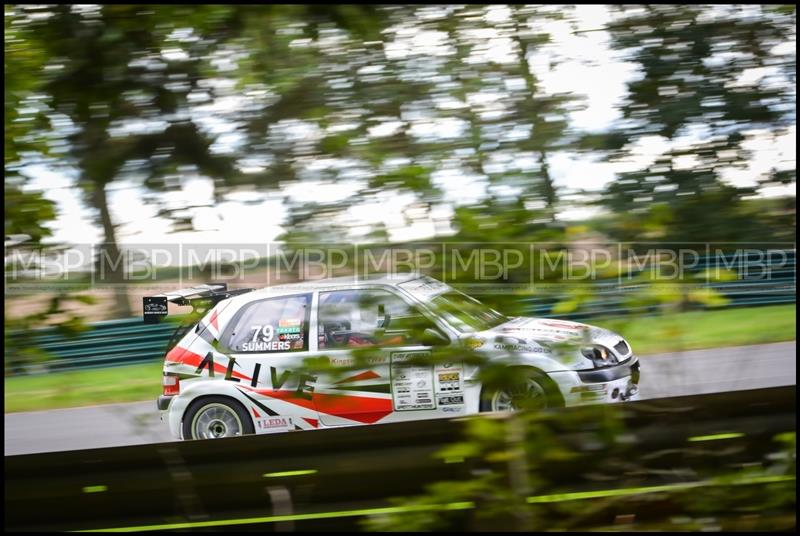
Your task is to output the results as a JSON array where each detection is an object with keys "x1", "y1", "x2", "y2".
[
  {"x1": 479, "y1": 368, "x2": 564, "y2": 412},
  {"x1": 182, "y1": 396, "x2": 255, "y2": 440}
]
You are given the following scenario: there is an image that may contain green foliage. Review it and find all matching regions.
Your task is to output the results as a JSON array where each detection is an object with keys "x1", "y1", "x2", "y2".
[
  {"x1": 3, "y1": 9, "x2": 795, "y2": 527},
  {"x1": 4, "y1": 6, "x2": 796, "y2": 366},
  {"x1": 3, "y1": 185, "x2": 56, "y2": 242},
  {"x1": 591, "y1": 4, "x2": 796, "y2": 243},
  {"x1": 4, "y1": 289, "x2": 96, "y2": 375},
  {"x1": 361, "y1": 401, "x2": 795, "y2": 531}
]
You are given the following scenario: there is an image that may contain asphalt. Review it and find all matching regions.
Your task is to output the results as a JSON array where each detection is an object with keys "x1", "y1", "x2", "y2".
[{"x1": 4, "y1": 340, "x2": 796, "y2": 456}]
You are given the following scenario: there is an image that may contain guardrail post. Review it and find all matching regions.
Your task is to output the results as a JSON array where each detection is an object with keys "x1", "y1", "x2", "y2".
[{"x1": 266, "y1": 486, "x2": 294, "y2": 531}]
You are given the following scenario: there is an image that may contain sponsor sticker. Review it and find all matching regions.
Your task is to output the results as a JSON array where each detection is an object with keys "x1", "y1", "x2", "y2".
[
  {"x1": 493, "y1": 343, "x2": 552, "y2": 353},
  {"x1": 437, "y1": 371, "x2": 461, "y2": 392},
  {"x1": 438, "y1": 394, "x2": 464, "y2": 405},
  {"x1": 435, "y1": 364, "x2": 464, "y2": 393},
  {"x1": 391, "y1": 351, "x2": 435, "y2": 411},
  {"x1": 464, "y1": 337, "x2": 485, "y2": 350},
  {"x1": 279, "y1": 333, "x2": 301, "y2": 341},
  {"x1": 329, "y1": 355, "x2": 388, "y2": 367},
  {"x1": 539, "y1": 320, "x2": 584, "y2": 330},
  {"x1": 256, "y1": 416, "x2": 293, "y2": 432},
  {"x1": 143, "y1": 296, "x2": 168, "y2": 324}
]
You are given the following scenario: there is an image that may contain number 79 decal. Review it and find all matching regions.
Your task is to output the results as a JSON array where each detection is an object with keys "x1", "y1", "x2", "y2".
[{"x1": 242, "y1": 324, "x2": 292, "y2": 351}]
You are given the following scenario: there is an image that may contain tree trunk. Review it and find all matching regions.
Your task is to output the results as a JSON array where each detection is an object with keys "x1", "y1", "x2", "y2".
[
  {"x1": 92, "y1": 183, "x2": 132, "y2": 318},
  {"x1": 513, "y1": 8, "x2": 559, "y2": 224},
  {"x1": 539, "y1": 150, "x2": 558, "y2": 224}
]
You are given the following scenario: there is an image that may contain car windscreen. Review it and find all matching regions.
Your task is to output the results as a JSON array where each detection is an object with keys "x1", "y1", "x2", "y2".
[
  {"x1": 397, "y1": 276, "x2": 451, "y2": 301},
  {"x1": 429, "y1": 291, "x2": 508, "y2": 333}
]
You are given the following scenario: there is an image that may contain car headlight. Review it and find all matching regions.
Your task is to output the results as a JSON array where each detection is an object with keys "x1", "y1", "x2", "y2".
[{"x1": 580, "y1": 344, "x2": 617, "y2": 366}]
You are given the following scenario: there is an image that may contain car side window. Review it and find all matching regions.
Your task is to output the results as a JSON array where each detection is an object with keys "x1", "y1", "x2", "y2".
[
  {"x1": 318, "y1": 289, "x2": 444, "y2": 350},
  {"x1": 225, "y1": 294, "x2": 310, "y2": 353}
]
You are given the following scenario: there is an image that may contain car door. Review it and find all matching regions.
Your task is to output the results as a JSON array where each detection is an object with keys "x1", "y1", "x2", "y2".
[
  {"x1": 313, "y1": 286, "x2": 454, "y2": 427},
  {"x1": 219, "y1": 292, "x2": 320, "y2": 431}
]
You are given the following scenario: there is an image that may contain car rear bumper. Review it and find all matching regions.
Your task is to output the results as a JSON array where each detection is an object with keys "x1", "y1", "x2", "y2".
[{"x1": 157, "y1": 395, "x2": 174, "y2": 411}]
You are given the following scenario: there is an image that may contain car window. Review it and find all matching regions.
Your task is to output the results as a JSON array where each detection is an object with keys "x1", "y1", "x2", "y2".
[
  {"x1": 318, "y1": 289, "x2": 442, "y2": 349},
  {"x1": 225, "y1": 294, "x2": 310, "y2": 353},
  {"x1": 429, "y1": 291, "x2": 507, "y2": 333}
]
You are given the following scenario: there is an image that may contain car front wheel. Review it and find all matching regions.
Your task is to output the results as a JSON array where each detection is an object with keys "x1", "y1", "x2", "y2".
[
  {"x1": 182, "y1": 396, "x2": 255, "y2": 440},
  {"x1": 479, "y1": 369, "x2": 564, "y2": 412}
]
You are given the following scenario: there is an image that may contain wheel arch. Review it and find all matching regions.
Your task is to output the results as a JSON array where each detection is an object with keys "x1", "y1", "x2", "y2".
[
  {"x1": 173, "y1": 381, "x2": 257, "y2": 438},
  {"x1": 181, "y1": 393, "x2": 255, "y2": 440},
  {"x1": 479, "y1": 364, "x2": 565, "y2": 412}
]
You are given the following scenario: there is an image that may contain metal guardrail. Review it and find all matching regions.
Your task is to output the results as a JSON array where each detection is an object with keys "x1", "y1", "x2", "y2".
[
  {"x1": 7, "y1": 318, "x2": 180, "y2": 375},
  {"x1": 5, "y1": 386, "x2": 796, "y2": 531},
  {"x1": 8, "y1": 250, "x2": 796, "y2": 375},
  {"x1": 523, "y1": 249, "x2": 796, "y2": 319}
]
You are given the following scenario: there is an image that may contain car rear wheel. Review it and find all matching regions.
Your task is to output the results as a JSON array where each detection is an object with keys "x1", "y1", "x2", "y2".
[
  {"x1": 183, "y1": 396, "x2": 255, "y2": 440},
  {"x1": 479, "y1": 369, "x2": 564, "y2": 412}
]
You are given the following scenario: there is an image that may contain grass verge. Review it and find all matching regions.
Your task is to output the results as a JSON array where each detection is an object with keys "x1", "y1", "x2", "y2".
[
  {"x1": 4, "y1": 304, "x2": 795, "y2": 413},
  {"x1": 594, "y1": 304, "x2": 795, "y2": 355},
  {"x1": 5, "y1": 361, "x2": 163, "y2": 413}
]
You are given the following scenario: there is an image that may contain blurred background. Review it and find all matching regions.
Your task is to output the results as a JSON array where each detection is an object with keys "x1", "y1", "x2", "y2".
[
  {"x1": 4, "y1": 5, "x2": 796, "y2": 402},
  {"x1": 3, "y1": 4, "x2": 797, "y2": 530},
  {"x1": 5, "y1": 2, "x2": 795, "y2": 384}
]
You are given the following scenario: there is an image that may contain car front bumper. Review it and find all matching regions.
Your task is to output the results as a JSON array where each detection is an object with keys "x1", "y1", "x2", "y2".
[{"x1": 549, "y1": 357, "x2": 640, "y2": 406}]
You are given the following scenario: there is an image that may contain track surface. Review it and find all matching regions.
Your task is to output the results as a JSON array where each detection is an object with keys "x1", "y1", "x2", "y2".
[{"x1": 5, "y1": 341, "x2": 796, "y2": 456}]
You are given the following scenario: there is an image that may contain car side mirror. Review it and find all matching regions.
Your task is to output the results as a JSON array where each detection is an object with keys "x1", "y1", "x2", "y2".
[{"x1": 421, "y1": 328, "x2": 449, "y2": 346}]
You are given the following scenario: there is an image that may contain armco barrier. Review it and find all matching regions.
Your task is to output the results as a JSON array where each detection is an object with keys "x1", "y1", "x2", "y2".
[
  {"x1": 522, "y1": 249, "x2": 796, "y2": 319},
  {"x1": 7, "y1": 317, "x2": 180, "y2": 374},
  {"x1": 9, "y1": 250, "x2": 796, "y2": 374},
  {"x1": 5, "y1": 386, "x2": 796, "y2": 532}
]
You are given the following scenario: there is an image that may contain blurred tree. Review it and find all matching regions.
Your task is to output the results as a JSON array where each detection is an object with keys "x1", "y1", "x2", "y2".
[
  {"x1": 247, "y1": 6, "x2": 445, "y2": 244},
  {"x1": 510, "y1": 5, "x2": 583, "y2": 225},
  {"x1": 5, "y1": 4, "x2": 388, "y2": 317},
  {"x1": 261, "y1": 5, "x2": 583, "y2": 246},
  {"x1": 594, "y1": 4, "x2": 796, "y2": 243},
  {"x1": 6, "y1": 5, "x2": 244, "y2": 316},
  {"x1": 438, "y1": 5, "x2": 583, "y2": 242},
  {"x1": 3, "y1": 187, "x2": 56, "y2": 243},
  {"x1": 5, "y1": 6, "x2": 57, "y2": 242},
  {"x1": 5, "y1": 8, "x2": 98, "y2": 373},
  {"x1": 6, "y1": 4, "x2": 795, "y2": 322}
]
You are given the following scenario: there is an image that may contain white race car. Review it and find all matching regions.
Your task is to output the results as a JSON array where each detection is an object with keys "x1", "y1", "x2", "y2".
[{"x1": 151, "y1": 274, "x2": 640, "y2": 440}]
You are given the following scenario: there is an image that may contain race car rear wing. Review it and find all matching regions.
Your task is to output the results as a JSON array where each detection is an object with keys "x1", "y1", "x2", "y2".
[{"x1": 143, "y1": 283, "x2": 254, "y2": 324}]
